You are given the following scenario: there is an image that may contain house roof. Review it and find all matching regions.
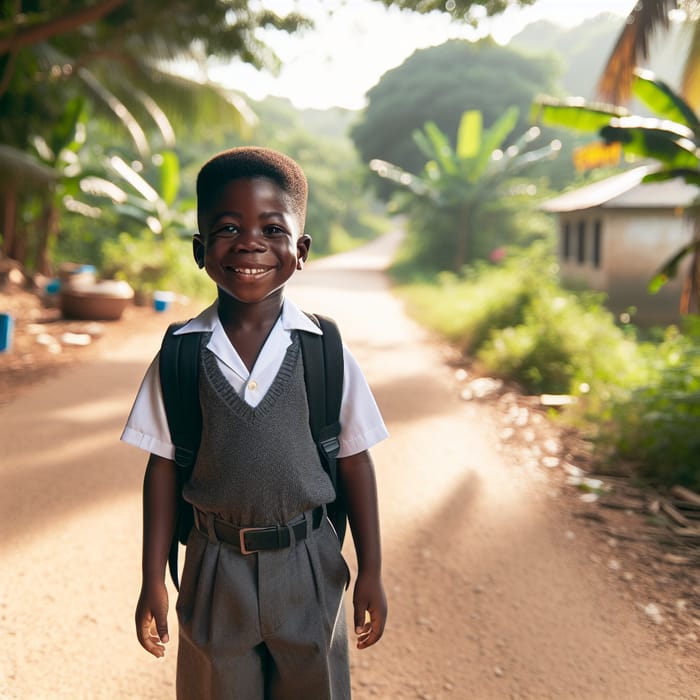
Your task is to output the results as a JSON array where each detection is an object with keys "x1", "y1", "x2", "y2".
[{"x1": 542, "y1": 165, "x2": 700, "y2": 212}]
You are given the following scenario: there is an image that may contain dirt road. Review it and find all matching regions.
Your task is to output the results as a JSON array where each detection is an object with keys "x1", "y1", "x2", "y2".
[{"x1": 1, "y1": 230, "x2": 698, "y2": 699}]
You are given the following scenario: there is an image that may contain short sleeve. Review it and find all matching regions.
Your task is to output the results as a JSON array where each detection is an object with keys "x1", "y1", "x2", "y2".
[
  {"x1": 120, "y1": 354, "x2": 176, "y2": 460},
  {"x1": 337, "y1": 346, "x2": 388, "y2": 458}
]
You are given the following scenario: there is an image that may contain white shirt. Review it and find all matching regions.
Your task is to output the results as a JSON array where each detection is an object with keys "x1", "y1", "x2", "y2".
[{"x1": 121, "y1": 298, "x2": 388, "y2": 460}]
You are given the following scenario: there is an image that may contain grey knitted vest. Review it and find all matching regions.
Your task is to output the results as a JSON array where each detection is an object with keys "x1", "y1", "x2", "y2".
[{"x1": 183, "y1": 333, "x2": 337, "y2": 527}]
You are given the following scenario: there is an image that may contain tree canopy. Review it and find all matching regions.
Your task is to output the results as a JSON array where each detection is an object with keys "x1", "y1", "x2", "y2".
[{"x1": 350, "y1": 38, "x2": 559, "y2": 197}]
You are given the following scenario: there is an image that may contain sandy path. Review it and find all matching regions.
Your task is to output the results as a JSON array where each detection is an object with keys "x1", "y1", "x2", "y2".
[{"x1": 0, "y1": 230, "x2": 698, "y2": 699}]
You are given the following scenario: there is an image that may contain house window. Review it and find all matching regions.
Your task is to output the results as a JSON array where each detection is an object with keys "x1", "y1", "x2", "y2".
[
  {"x1": 562, "y1": 221, "x2": 571, "y2": 260},
  {"x1": 577, "y1": 221, "x2": 586, "y2": 264},
  {"x1": 592, "y1": 220, "x2": 602, "y2": 268}
]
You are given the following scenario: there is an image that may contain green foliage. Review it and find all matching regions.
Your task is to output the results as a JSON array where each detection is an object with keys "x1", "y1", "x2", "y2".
[
  {"x1": 596, "y1": 319, "x2": 700, "y2": 489},
  {"x1": 100, "y1": 229, "x2": 210, "y2": 300},
  {"x1": 395, "y1": 245, "x2": 649, "y2": 396},
  {"x1": 372, "y1": 108, "x2": 559, "y2": 271},
  {"x1": 478, "y1": 286, "x2": 646, "y2": 395}
]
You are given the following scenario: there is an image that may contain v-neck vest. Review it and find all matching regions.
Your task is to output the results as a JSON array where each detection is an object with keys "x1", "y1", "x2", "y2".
[{"x1": 182, "y1": 333, "x2": 337, "y2": 527}]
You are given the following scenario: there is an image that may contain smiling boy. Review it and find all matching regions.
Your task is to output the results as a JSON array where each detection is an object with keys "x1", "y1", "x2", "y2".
[{"x1": 121, "y1": 147, "x2": 388, "y2": 699}]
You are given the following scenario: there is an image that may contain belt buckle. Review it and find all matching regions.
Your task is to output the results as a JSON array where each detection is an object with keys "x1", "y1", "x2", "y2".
[{"x1": 238, "y1": 527, "x2": 259, "y2": 555}]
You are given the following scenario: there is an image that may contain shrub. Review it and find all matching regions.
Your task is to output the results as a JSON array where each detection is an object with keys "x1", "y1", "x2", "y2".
[
  {"x1": 100, "y1": 230, "x2": 211, "y2": 301},
  {"x1": 596, "y1": 318, "x2": 700, "y2": 489}
]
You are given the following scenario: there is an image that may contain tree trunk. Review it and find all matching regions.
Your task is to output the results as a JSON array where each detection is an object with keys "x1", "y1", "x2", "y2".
[
  {"x1": 454, "y1": 206, "x2": 470, "y2": 272},
  {"x1": 36, "y1": 198, "x2": 59, "y2": 276},
  {"x1": 1, "y1": 187, "x2": 17, "y2": 259}
]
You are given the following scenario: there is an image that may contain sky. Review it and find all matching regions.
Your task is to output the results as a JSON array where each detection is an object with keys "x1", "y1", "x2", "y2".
[{"x1": 204, "y1": 0, "x2": 640, "y2": 111}]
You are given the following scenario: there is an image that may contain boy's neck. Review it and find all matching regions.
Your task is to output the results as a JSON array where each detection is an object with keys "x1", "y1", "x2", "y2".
[{"x1": 216, "y1": 288, "x2": 285, "y2": 331}]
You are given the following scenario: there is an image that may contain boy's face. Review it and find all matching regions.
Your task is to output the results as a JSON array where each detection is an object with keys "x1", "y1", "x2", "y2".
[{"x1": 194, "y1": 176, "x2": 310, "y2": 305}]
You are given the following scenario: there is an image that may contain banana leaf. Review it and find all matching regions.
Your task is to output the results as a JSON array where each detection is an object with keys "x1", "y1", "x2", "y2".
[
  {"x1": 632, "y1": 70, "x2": 700, "y2": 131},
  {"x1": 642, "y1": 168, "x2": 700, "y2": 188},
  {"x1": 649, "y1": 239, "x2": 700, "y2": 293},
  {"x1": 470, "y1": 106, "x2": 519, "y2": 181},
  {"x1": 600, "y1": 124, "x2": 700, "y2": 169},
  {"x1": 455, "y1": 110, "x2": 482, "y2": 161},
  {"x1": 530, "y1": 97, "x2": 626, "y2": 133},
  {"x1": 157, "y1": 150, "x2": 180, "y2": 207}
]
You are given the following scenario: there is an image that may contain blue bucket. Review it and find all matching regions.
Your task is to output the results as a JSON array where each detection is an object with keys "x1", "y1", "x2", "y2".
[
  {"x1": 153, "y1": 291, "x2": 175, "y2": 312},
  {"x1": 0, "y1": 313, "x2": 14, "y2": 353}
]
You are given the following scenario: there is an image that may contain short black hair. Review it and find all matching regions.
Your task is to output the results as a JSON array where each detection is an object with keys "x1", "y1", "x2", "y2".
[{"x1": 196, "y1": 146, "x2": 308, "y2": 231}]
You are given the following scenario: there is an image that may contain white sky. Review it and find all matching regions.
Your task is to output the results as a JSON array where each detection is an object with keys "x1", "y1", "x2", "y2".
[{"x1": 206, "y1": 0, "x2": 640, "y2": 110}]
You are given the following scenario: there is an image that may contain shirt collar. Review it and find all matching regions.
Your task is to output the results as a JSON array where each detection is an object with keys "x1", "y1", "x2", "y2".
[{"x1": 173, "y1": 297, "x2": 323, "y2": 336}]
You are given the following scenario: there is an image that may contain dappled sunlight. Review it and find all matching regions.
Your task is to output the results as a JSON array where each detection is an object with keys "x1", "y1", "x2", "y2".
[
  {"x1": 0, "y1": 359, "x2": 152, "y2": 546},
  {"x1": 6, "y1": 426, "x2": 124, "y2": 474},
  {"x1": 49, "y1": 396, "x2": 131, "y2": 425}
]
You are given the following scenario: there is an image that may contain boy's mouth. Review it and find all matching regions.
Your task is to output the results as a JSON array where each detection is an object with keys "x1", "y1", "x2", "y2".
[
  {"x1": 232, "y1": 267, "x2": 269, "y2": 276},
  {"x1": 223, "y1": 265, "x2": 276, "y2": 282}
]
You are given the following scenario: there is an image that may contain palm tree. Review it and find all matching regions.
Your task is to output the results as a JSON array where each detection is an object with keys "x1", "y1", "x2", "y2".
[{"x1": 597, "y1": 0, "x2": 700, "y2": 107}]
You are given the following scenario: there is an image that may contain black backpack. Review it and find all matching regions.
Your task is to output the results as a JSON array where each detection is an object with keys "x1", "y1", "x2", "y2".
[{"x1": 158, "y1": 313, "x2": 345, "y2": 589}]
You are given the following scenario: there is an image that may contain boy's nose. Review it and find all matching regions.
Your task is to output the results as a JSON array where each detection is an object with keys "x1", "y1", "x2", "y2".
[{"x1": 234, "y1": 228, "x2": 266, "y2": 252}]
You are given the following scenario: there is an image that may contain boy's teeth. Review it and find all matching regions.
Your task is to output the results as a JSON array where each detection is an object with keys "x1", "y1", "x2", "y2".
[{"x1": 235, "y1": 268, "x2": 265, "y2": 274}]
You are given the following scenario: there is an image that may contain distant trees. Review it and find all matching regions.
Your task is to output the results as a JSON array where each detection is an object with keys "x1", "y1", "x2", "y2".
[{"x1": 350, "y1": 39, "x2": 559, "y2": 198}]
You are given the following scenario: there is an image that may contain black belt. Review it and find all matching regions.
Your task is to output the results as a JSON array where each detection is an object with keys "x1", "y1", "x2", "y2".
[{"x1": 193, "y1": 506, "x2": 324, "y2": 554}]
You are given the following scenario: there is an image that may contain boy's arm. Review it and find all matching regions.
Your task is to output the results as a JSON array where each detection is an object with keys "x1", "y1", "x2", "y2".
[
  {"x1": 338, "y1": 449, "x2": 387, "y2": 649},
  {"x1": 135, "y1": 453, "x2": 177, "y2": 657}
]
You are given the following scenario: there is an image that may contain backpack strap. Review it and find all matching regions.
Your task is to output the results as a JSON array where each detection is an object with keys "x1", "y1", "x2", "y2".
[
  {"x1": 300, "y1": 313, "x2": 346, "y2": 545},
  {"x1": 158, "y1": 322, "x2": 202, "y2": 590}
]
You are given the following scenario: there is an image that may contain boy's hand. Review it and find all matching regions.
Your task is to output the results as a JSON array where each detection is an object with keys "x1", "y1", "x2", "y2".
[
  {"x1": 352, "y1": 571, "x2": 387, "y2": 649},
  {"x1": 135, "y1": 580, "x2": 170, "y2": 657}
]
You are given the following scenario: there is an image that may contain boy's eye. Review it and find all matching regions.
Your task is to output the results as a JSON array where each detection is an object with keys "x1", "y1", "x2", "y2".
[
  {"x1": 265, "y1": 225, "x2": 287, "y2": 236},
  {"x1": 214, "y1": 224, "x2": 238, "y2": 236}
]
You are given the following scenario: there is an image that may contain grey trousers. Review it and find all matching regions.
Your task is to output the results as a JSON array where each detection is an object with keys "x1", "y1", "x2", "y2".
[{"x1": 176, "y1": 514, "x2": 351, "y2": 700}]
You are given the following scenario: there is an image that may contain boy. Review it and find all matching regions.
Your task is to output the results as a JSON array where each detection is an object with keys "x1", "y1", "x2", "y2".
[{"x1": 121, "y1": 146, "x2": 388, "y2": 699}]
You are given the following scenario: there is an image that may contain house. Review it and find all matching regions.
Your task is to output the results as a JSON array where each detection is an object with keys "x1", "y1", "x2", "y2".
[{"x1": 542, "y1": 165, "x2": 697, "y2": 327}]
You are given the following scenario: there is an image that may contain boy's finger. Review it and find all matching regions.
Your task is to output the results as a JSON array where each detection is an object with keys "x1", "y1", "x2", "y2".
[
  {"x1": 353, "y1": 602, "x2": 369, "y2": 634},
  {"x1": 356, "y1": 609, "x2": 385, "y2": 649},
  {"x1": 155, "y1": 614, "x2": 170, "y2": 645}
]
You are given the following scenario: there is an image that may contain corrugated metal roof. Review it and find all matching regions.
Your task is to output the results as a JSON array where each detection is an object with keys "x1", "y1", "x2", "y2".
[{"x1": 542, "y1": 165, "x2": 700, "y2": 212}]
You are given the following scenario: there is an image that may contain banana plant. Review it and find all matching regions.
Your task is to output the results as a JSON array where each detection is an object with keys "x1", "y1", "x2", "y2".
[
  {"x1": 78, "y1": 148, "x2": 192, "y2": 238},
  {"x1": 531, "y1": 69, "x2": 700, "y2": 313},
  {"x1": 370, "y1": 107, "x2": 561, "y2": 271}
]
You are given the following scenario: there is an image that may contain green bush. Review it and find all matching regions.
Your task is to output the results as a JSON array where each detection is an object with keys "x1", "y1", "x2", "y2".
[
  {"x1": 100, "y1": 229, "x2": 211, "y2": 301},
  {"x1": 394, "y1": 247, "x2": 553, "y2": 353},
  {"x1": 478, "y1": 287, "x2": 648, "y2": 396},
  {"x1": 597, "y1": 319, "x2": 700, "y2": 489}
]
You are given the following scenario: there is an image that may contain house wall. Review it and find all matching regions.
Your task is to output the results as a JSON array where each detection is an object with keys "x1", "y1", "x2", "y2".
[{"x1": 557, "y1": 207, "x2": 691, "y2": 327}]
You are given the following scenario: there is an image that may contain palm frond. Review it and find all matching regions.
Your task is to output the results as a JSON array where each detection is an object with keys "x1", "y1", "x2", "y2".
[
  {"x1": 597, "y1": 0, "x2": 674, "y2": 104},
  {"x1": 0, "y1": 144, "x2": 57, "y2": 189}
]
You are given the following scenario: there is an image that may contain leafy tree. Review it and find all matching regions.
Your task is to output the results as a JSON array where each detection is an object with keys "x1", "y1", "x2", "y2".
[
  {"x1": 350, "y1": 38, "x2": 560, "y2": 199},
  {"x1": 532, "y1": 69, "x2": 700, "y2": 314},
  {"x1": 371, "y1": 107, "x2": 560, "y2": 272}
]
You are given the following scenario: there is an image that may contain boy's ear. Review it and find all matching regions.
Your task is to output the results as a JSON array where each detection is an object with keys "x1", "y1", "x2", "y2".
[
  {"x1": 297, "y1": 234, "x2": 311, "y2": 270},
  {"x1": 193, "y1": 235, "x2": 205, "y2": 269}
]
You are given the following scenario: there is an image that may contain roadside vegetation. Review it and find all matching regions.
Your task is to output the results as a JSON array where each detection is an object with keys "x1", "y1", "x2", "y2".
[{"x1": 367, "y1": 54, "x2": 700, "y2": 492}]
